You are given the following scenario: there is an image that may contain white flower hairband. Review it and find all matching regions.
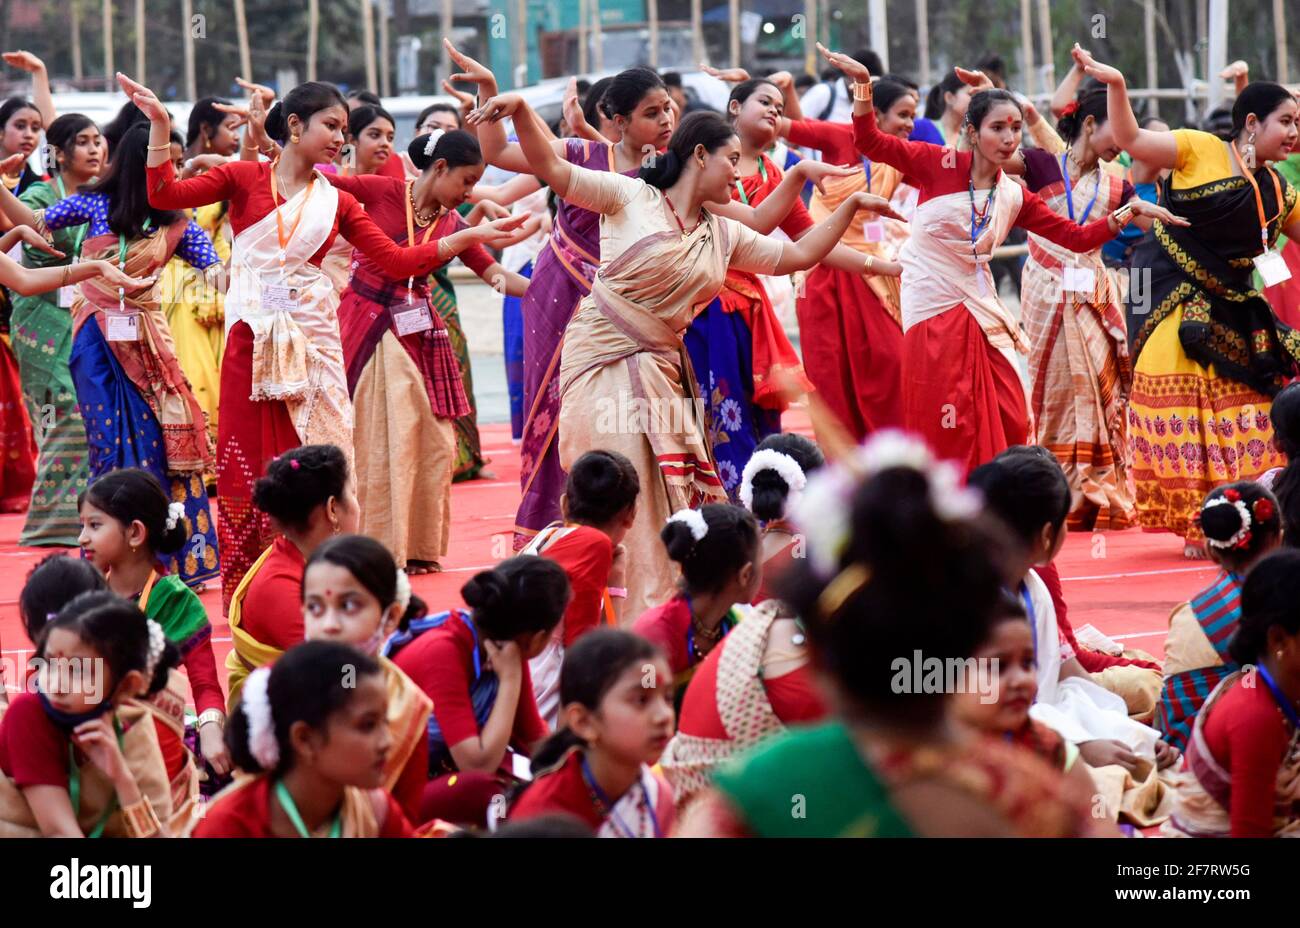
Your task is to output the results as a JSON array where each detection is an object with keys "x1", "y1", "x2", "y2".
[
  {"x1": 165, "y1": 501, "x2": 185, "y2": 532},
  {"x1": 394, "y1": 568, "x2": 412, "y2": 613},
  {"x1": 738, "y1": 449, "x2": 807, "y2": 514},
  {"x1": 423, "y1": 128, "x2": 445, "y2": 157},
  {"x1": 666, "y1": 508, "x2": 709, "y2": 543},
  {"x1": 1203, "y1": 496, "x2": 1252, "y2": 550},
  {"x1": 144, "y1": 618, "x2": 166, "y2": 677},
  {"x1": 792, "y1": 429, "x2": 982, "y2": 578},
  {"x1": 243, "y1": 666, "x2": 280, "y2": 770}
]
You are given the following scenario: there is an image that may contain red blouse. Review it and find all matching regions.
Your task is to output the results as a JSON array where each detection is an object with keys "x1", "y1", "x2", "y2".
[
  {"x1": 677, "y1": 634, "x2": 827, "y2": 739},
  {"x1": 193, "y1": 775, "x2": 414, "y2": 837},
  {"x1": 0, "y1": 692, "x2": 71, "y2": 788},
  {"x1": 145, "y1": 159, "x2": 445, "y2": 276},
  {"x1": 785, "y1": 118, "x2": 861, "y2": 167},
  {"x1": 851, "y1": 109, "x2": 1117, "y2": 253},
  {"x1": 324, "y1": 173, "x2": 496, "y2": 277},
  {"x1": 632, "y1": 596, "x2": 695, "y2": 677},
  {"x1": 391, "y1": 612, "x2": 549, "y2": 756},
  {"x1": 1202, "y1": 677, "x2": 1295, "y2": 837},
  {"x1": 507, "y1": 749, "x2": 605, "y2": 830},
  {"x1": 537, "y1": 525, "x2": 615, "y2": 647},
  {"x1": 240, "y1": 536, "x2": 307, "y2": 652}
]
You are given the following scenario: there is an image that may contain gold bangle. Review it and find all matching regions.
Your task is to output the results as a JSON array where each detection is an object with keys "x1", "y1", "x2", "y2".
[
  {"x1": 852, "y1": 81, "x2": 874, "y2": 102},
  {"x1": 863, "y1": 254, "x2": 875, "y2": 274},
  {"x1": 145, "y1": 142, "x2": 172, "y2": 152},
  {"x1": 197, "y1": 708, "x2": 225, "y2": 728},
  {"x1": 120, "y1": 796, "x2": 162, "y2": 838},
  {"x1": 60, "y1": 264, "x2": 70, "y2": 288}
]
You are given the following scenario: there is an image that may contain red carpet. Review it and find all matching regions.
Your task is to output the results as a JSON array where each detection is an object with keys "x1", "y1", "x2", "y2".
[{"x1": 0, "y1": 412, "x2": 1209, "y2": 689}]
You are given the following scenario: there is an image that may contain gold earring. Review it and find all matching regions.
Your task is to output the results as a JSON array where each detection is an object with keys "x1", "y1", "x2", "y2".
[{"x1": 290, "y1": 131, "x2": 301, "y2": 144}]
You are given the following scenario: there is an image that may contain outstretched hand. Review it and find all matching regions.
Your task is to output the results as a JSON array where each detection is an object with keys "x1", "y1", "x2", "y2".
[
  {"x1": 954, "y1": 67, "x2": 994, "y2": 93},
  {"x1": 445, "y1": 38, "x2": 496, "y2": 90},
  {"x1": 2, "y1": 50, "x2": 45, "y2": 74},
  {"x1": 816, "y1": 43, "x2": 871, "y2": 84},
  {"x1": 700, "y1": 64, "x2": 751, "y2": 84},
  {"x1": 116, "y1": 72, "x2": 169, "y2": 122},
  {"x1": 466, "y1": 94, "x2": 522, "y2": 126},
  {"x1": 1070, "y1": 44, "x2": 1124, "y2": 87}
]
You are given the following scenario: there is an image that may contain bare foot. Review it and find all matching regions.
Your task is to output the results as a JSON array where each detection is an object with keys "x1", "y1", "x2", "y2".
[
  {"x1": 405, "y1": 560, "x2": 442, "y2": 575},
  {"x1": 1183, "y1": 542, "x2": 1208, "y2": 560}
]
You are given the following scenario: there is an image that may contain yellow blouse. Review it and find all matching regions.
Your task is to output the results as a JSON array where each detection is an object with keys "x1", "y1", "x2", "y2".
[{"x1": 1172, "y1": 128, "x2": 1300, "y2": 225}]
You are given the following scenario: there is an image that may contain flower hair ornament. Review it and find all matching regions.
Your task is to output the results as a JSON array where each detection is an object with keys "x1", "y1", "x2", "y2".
[
  {"x1": 1202, "y1": 492, "x2": 1253, "y2": 550},
  {"x1": 666, "y1": 508, "x2": 709, "y2": 546},
  {"x1": 423, "y1": 128, "x2": 446, "y2": 158},
  {"x1": 394, "y1": 568, "x2": 412, "y2": 614},
  {"x1": 164, "y1": 501, "x2": 186, "y2": 532},
  {"x1": 144, "y1": 619, "x2": 166, "y2": 677},
  {"x1": 792, "y1": 430, "x2": 982, "y2": 613},
  {"x1": 738, "y1": 449, "x2": 807, "y2": 514},
  {"x1": 1059, "y1": 100, "x2": 1080, "y2": 118},
  {"x1": 242, "y1": 666, "x2": 280, "y2": 770}
]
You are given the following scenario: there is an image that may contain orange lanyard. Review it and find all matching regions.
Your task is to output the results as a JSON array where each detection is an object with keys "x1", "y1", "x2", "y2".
[
  {"x1": 404, "y1": 181, "x2": 441, "y2": 302},
  {"x1": 1231, "y1": 141, "x2": 1283, "y2": 252},
  {"x1": 269, "y1": 160, "x2": 315, "y2": 274}
]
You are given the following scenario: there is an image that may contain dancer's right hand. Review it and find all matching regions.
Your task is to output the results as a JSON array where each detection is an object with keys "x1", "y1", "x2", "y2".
[
  {"x1": 473, "y1": 213, "x2": 530, "y2": 249},
  {"x1": 91, "y1": 259, "x2": 157, "y2": 291},
  {"x1": 850, "y1": 190, "x2": 905, "y2": 222},
  {"x1": 700, "y1": 64, "x2": 751, "y2": 84},
  {"x1": 116, "y1": 72, "x2": 168, "y2": 122},
  {"x1": 796, "y1": 161, "x2": 858, "y2": 194},
  {"x1": 817, "y1": 43, "x2": 871, "y2": 83},
  {"x1": 955, "y1": 67, "x2": 994, "y2": 93},
  {"x1": 1071, "y1": 44, "x2": 1124, "y2": 86},
  {"x1": 0, "y1": 151, "x2": 26, "y2": 175},
  {"x1": 445, "y1": 38, "x2": 496, "y2": 91},
  {"x1": 467, "y1": 93, "x2": 523, "y2": 126}
]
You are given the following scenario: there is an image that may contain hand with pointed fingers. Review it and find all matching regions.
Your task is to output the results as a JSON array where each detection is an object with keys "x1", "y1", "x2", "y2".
[
  {"x1": 442, "y1": 80, "x2": 477, "y2": 118},
  {"x1": 444, "y1": 38, "x2": 496, "y2": 89},
  {"x1": 850, "y1": 191, "x2": 905, "y2": 222},
  {"x1": 700, "y1": 64, "x2": 751, "y2": 84},
  {"x1": 1070, "y1": 44, "x2": 1124, "y2": 86},
  {"x1": 235, "y1": 77, "x2": 276, "y2": 108},
  {"x1": 816, "y1": 43, "x2": 871, "y2": 83},
  {"x1": 466, "y1": 94, "x2": 523, "y2": 127},
  {"x1": 797, "y1": 161, "x2": 858, "y2": 194},
  {"x1": 115, "y1": 72, "x2": 169, "y2": 122},
  {"x1": 2, "y1": 50, "x2": 45, "y2": 73},
  {"x1": 955, "y1": 67, "x2": 994, "y2": 93}
]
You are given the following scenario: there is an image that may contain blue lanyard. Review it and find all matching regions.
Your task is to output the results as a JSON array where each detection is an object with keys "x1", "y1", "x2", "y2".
[
  {"x1": 1059, "y1": 153, "x2": 1100, "y2": 225},
  {"x1": 861, "y1": 156, "x2": 873, "y2": 193},
  {"x1": 1018, "y1": 585, "x2": 1039, "y2": 703},
  {"x1": 579, "y1": 755, "x2": 662, "y2": 838},
  {"x1": 1255, "y1": 664, "x2": 1300, "y2": 730}
]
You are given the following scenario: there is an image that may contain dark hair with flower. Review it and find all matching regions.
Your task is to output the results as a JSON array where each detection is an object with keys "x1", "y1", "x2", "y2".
[{"x1": 1196, "y1": 480, "x2": 1282, "y2": 571}]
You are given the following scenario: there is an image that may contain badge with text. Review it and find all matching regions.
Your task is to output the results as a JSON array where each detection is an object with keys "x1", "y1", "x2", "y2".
[
  {"x1": 262, "y1": 284, "x2": 301, "y2": 312},
  {"x1": 393, "y1": 305, "x2": 434, "y2": 337},
  {"x1": 106, "y1": 312, "x2": 141, "y2": 342},
  {"x1": 1254, "y1": 249, "x2": 1292, "y2": 288},
  {"x1": 1062, "y1": 265, "x2": 1096, "y2": 293}
]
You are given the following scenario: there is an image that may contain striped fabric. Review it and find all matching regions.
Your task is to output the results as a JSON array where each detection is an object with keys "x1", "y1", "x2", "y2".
[{"x1": 1155, "y1": 571, "x2": 1242, "y2": 752}]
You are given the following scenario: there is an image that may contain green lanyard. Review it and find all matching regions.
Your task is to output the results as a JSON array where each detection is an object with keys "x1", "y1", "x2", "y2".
[
  {"x1": 274, "y1": 780, "x2": 342, "y2": 838},
  {"x1": 735, "y1": 157, "x2": 768, "y2": 205},
  {"x1": 117, "y1": 217, "x2": 152, "y2": 311},
  {"x1": 67, "y1": 717, "x2": 125, "y2": 839}
]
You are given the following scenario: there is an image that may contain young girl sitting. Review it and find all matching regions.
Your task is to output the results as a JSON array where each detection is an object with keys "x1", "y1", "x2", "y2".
[
  {"x1": 0, "y1": 592, "x2": 176, "y2": 837},
  {"x1": 738, "y1": 433, "x2": 825, "y2": 604},
  {"x1": 79, "y1": 468, "x2": 229, "y2": 777},
  {"x1": 508, "y1": 629, "x2": 676, "y2": 836},
  {"x1": 3, "y1": 555, "x2": 108, "y2": 709},
  {"x1": 523, "y1": 449, "x2": 640, "y2": 727},
  {"x1": 1157, "y1": 482, "x2": 1282, "y2": 753},
  {"x1": 225, "y1": 444, "x2": 360, "y2": 708},
  {"x1": 301, "y1": 534, "x2": 432, "y2": 824},
  {"x1": 195, "y1": 640, "x2": 414, "y2": 837},
  {"x1": 968, "y1": 446, "x2": 1176, "y2": 776},
  {"x1": 1164, "y1": 550, "x2": 1300, "y2": 837},
  {"x1": 954, "y1": 591, "x2": 1097, "y2": 798},
  {"x1": 632, "y1": 505, "x2": 761, "y2": 702},
  {"x1": 386, "y1": 556, "x2": 570, "y2": 827}
]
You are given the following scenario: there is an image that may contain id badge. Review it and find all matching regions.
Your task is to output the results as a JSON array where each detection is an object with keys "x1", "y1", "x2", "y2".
[
  {"x1": 1062, "y1": 265, "x2": 1096, "y2": 293},
  {"x1": 863, "y1": 220, "x2": 886, "y2": 243},
  {"x1": 106, "y1": 312, "x2": 140, "y2": 342},
  {"x1": 393, "y1": 305, "x2": 434, "y2": 337},
  {"x1": 508, "y1": 749, "x2": 533, "y2": 782},
  {"x1": 975, "y1": 270, "x2": 990, "y2": 298},
  {"x1": 262, "y1": 283, "x2": 301, "y2": 312},
  {"x1": 1255, "y1": 249, "x2": 1293, "y2": 287},
  {"x1": 58, "y1": 258, "x2": 78, "y2": 308}
]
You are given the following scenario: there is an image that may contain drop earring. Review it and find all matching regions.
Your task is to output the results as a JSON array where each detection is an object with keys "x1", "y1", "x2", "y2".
[{"x1": 1242, "y1": 131, "x2": 1257, "y2": 171}]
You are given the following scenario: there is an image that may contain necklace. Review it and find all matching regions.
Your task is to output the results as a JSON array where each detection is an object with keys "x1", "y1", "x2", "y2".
[
  {"x1": 663, "y1": 192, "x2": 705, "y2": 238},
  {"x1": 409, "y1": 181, "x2": 437, "y2": 226}
]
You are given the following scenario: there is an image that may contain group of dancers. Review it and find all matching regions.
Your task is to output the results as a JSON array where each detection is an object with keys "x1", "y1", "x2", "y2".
[{"x1": 0, "y1": 30, "x2": 1299, "y2": 838}]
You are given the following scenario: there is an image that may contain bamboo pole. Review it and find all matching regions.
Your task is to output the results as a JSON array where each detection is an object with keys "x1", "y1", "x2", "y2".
[
  {"x1": 648, "y1": 0, "x2": 659, "y2": 68},
  {"x1": 868, "y1": 0, "x2": 888, "y2": 73},
  {"x1": 379, "y1": 0, "x2": 392, "y2": 96},
  {"x1": 804, "y1": 0, "x2": 817, "y2": 77},
  {"x1": 102, "y1": 0, "x2": 113, "y2": 89},
  {"x1": 1018, "y1": 0, "x2": 1034, "y2": 96},
  {"x1": 308, "y1": 0, "x2": 319, "y2": 82},
  {"x1": 1035, "y1": 0, "x2": 1053, "y2": 93},
  {"x1": 439, "y1": 0, "x2": 452, "y2": 83},
  {"x1": 579, "y1": 0, "x2": 589, "y2": 74},
  {"x1": 361, "y1": 0, "x2": 378, "y2": 91},
  {"x1": 915, "y1": 0, "x2": 929, "y2": 86},
  {"x1": 1274, "y1": 0, "x2": 1289, "y2": 85},
  {"x1": 71, "y1": 0, "x2": 83, "y2": 83},
  {"x1": 1206, "y1": 0, "x2": 1228, "y2": 112},
  {"x1": 692, "y1": 0, "x2": 703, "y2": 67},
  {"x1": 1144, "y1": 0, "x2": 1157, "y2": 120},
  {"x1": 729, "y1": 0, "x2": 739, "y2": 69},
  {"x1": 592, "y1": 0, "x2": 603, "y2": 72},
  {"x1": 182, "y1": 0, "x2": 196, "y2": 101},
  {"x1": 234, "y1": 0, "x2": 252, "y2": 82},
  {"x1": 135, "y1": 0, "x2": 145, "y2": 83}
]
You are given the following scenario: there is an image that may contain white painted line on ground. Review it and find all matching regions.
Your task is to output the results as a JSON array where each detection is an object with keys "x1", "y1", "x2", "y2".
[
  {"x1": 454, "y1": 481, "x2": 515, "y2": 490},
  {"x1": 1060, "y1": 565, "x2": 1216, "y2": 582},
  {"x1": 1109, "y1": 630, "x2": 1168, "y2": 641}
]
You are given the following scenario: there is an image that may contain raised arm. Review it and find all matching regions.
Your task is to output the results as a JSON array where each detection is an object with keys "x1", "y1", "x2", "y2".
[
  {"x1": 1073, "y1": 45, "x2": 1177, "y2": 170},
  {"x1": 471, "y1": 172, "x2": 543, "y2": 207},
  {"x1": 2, "y1": 51, "x2": 55, "y2": 127},
  {"x1": 1016, "y1": 186, "x2": 1187, "y2": 253},
  {"x1": 0, "y1": 239, "x2": 156, "y2": 296},
  {"x1": 0, "y1": 153, "x2": 41, "y2": 227},
  {"x1": 1049, "y1": 54, "x2": 1088, "y2": 119},
  {"x1": 708, "y1": 161, "x2": 857, "y2": 233},
  {"x1": 563, "y1": 76, "x2": 613, "y2": 144},
  {"x1": 768, "y1": 191, "x2": 902, "y2": 275},
  {"x1": 469, "y1": 93, "x2": 577, "y2": 198}
]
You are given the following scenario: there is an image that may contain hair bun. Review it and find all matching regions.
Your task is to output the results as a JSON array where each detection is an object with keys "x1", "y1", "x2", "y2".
[
  {"x1": 660, "y1": 518, "x2": 698, "y2": 563},
  {"x1": 264, "y1": 102, "x2": 287, "y2": 144},
  {"x1": 462, "y1": 568, "x2": 508, "y2": 614}
]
